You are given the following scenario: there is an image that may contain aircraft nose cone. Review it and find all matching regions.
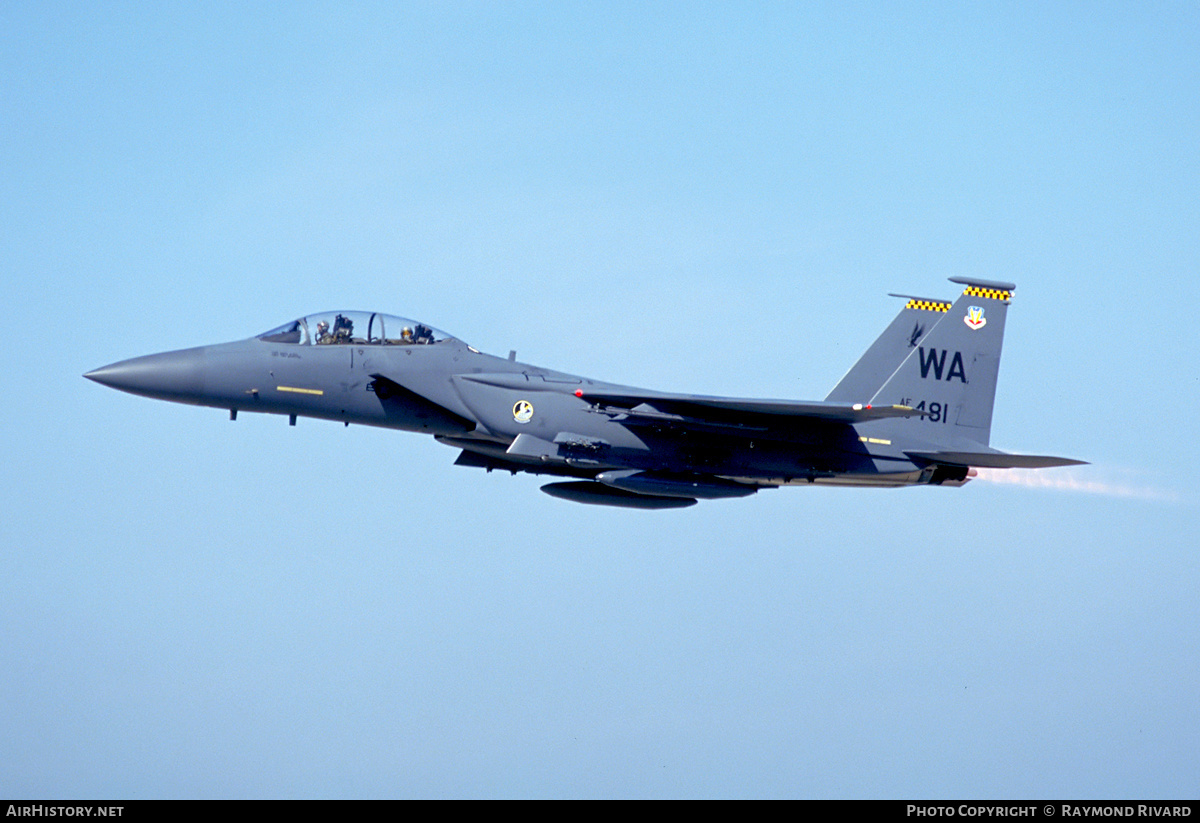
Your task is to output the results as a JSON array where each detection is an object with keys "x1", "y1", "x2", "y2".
[{"x1": 85, "y1": 347, "x2": 207, "y2": 402}]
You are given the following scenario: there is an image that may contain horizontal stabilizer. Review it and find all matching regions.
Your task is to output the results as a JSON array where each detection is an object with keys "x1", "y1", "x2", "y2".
[{"x1": 906, "y1": 450, "x2": 1087, "y2": 469}]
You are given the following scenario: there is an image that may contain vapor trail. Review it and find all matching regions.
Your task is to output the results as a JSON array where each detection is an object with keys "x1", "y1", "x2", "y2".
[{"x1": 974, "y1": 467, "x2": 1181, "y2": 503}]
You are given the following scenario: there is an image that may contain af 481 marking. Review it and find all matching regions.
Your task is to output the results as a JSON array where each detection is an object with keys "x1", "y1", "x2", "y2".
[{"x1": 899, "y1": 398, "x2": 950, "y2": 424}]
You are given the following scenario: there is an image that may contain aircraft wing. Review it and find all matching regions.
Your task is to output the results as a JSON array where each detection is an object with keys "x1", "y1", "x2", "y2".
[{"x1": 578, "y1": 388, "x2": 924, "y2": 424}]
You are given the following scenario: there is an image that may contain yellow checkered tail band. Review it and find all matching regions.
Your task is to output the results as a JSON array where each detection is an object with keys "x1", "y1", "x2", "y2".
[
  {"x1": 962, "y1": 286, "x2": 1012, "y2": 302},
  {"x1": 905, "y1": 299, "x2": 951, "y2": 312}
]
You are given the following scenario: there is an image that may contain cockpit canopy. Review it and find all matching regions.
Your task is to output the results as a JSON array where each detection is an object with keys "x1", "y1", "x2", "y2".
[{"x1": 257, "y1": 311, "x2": 457, "y2": 346}]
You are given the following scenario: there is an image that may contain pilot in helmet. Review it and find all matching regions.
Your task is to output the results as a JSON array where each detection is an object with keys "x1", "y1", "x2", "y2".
[
  {"x1": 316, "y1": 320, "x2": 331, "y2": 344},
  {"x1": 401, "y1": 326, "x2": 413, "y2": 343}
]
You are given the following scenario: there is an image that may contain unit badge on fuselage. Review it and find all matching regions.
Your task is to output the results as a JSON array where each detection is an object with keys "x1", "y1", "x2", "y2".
[{"x1": 512, "y1": 400, "x2": 534, "y2": 424}]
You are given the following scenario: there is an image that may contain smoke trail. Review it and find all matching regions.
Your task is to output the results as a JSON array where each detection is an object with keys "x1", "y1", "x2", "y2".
[{"x1": 974, "y1": 466, "x2": 1182, "y2": 503}]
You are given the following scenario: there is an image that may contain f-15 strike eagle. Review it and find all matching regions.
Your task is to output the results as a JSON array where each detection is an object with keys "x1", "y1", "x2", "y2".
[{"x1": 85, "y1": 277, "x2": 1083, "y2": 509}]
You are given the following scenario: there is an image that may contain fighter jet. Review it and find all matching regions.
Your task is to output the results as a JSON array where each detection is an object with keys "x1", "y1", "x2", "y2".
[{"x1": 85, "y1": 277, "x2": 1083, "y2": 509}]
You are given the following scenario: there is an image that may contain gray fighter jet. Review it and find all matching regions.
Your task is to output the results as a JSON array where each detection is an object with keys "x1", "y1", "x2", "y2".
[{"x1": 85, "y1": 277, "x2": 1083, "y2": 509}]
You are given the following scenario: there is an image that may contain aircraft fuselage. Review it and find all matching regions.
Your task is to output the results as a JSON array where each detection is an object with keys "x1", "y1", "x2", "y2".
[{"x1": 86, "y1": 287, "x2": 1083, "y2": 507}]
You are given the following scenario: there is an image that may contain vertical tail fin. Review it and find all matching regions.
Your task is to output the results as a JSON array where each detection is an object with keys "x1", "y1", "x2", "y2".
[
  {"x1": 868, "y1": 277, "x2": 1015, "y2": 446},
  {"x1": 825, "y1": 294, "x2": 952, "y2": 402}
]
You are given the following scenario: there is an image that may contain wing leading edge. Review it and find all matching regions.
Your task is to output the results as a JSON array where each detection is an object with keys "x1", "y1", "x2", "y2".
[{"x1": 577, "y1": 389, "x2": 924, "y2": 424}]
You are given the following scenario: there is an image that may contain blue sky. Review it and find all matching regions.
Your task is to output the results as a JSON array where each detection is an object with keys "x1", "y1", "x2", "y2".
[{"x1": 2, "y1": 2, "x2": 1198, "y2": 798}]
